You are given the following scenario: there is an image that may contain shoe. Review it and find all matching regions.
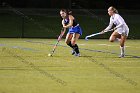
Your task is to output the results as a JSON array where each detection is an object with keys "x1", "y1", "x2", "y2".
[
  {"x1": 74, "y1": 53, "x2": 81, "y2": 57},
  {"x1": 119, "y1": 54, "x2": 125, "y2": 58},
  {"x1": 71, "y1": 49, "x2": 76, "y2": 55}
]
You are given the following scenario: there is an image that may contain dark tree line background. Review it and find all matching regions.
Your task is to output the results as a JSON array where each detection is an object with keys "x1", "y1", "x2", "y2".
[{"x1": 0, "y1": 0, "x2": 139, "y2": 9}]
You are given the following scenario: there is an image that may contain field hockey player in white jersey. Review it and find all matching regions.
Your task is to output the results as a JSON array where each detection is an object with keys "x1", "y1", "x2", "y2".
[{"x1": 102, "y1": 6, "x2": 129, "y2": 58}]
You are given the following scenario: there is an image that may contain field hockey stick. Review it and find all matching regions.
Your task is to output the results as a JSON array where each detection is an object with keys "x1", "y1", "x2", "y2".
[
  {"x1": 48, "y1": 28, "x2": 65, "y2": 56},
  {"x1": 85, "y1": 29, "x2": 114, "y2": 40}
]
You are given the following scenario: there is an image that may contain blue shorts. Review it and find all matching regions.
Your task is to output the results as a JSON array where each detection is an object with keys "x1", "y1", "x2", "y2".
[{"x1": 68, "y1": 25, "x2": 82, "y2": 36}]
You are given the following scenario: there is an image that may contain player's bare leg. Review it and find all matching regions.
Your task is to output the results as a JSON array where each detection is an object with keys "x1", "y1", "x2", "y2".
[
  {"x1": 109, "y1": 31, "x2": 120, "y2": 42},
  {"x1": 71, "y1": 33, "x2": 80, "y2": 56},
  {"x1": 119, "y1": 35, "x2": 127, "y2": 58},
  {"x1": 65, "y1": 33, "x2": 78, "y2": 55},
  {"x1": 65, "y1": 33, "x2": 73, "y2": 45}
]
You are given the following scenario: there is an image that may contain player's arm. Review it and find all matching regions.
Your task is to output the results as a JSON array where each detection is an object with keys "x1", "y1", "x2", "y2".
[
  {"x1": 104, "y1": 18, "x2": 113, "y2": 31},
  {"x1": 115, "y1": 15, "x2": 124, "y2": 29},
  {"x1": 63, "y1": 15, "x2": 74, "y2": 28},
  {"x1": 101, "y1": 18, "x2": 113, "y2": 33},
  {"x1": 57, "y1": 20, "x2": 67, "y2": 41},
  {"x1": 62, "y1": 20, "x2": 66, "y2": 32}
]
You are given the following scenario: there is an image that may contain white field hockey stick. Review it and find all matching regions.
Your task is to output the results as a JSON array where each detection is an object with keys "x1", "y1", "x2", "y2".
[
  {"x1": 85, "y1": 29, "x2": 114, "y2": 40},
  {"x1": 49, "y1": 28, "x2": 65, "y2": 56}
]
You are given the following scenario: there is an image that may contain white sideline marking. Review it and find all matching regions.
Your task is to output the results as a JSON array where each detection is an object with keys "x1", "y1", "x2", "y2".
[
  {"x1": 97, "y1": 44, "x2": 130, "y2": 47},
  {"x1": 79, "y1": 44, "x2": 85, "y2": 46}
]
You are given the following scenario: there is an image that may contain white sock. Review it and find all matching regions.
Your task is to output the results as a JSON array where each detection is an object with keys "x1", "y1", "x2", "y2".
[
  {"x1": 115, "y1": 38, "x2": 121, "y2": 42},
  {"x1": 120, "y1": 46, "x2": 125, "y2": 55}
]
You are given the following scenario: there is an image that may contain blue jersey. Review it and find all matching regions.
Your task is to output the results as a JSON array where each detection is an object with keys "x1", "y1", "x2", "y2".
[
  {"x1": 64, "y1": 18, "x2": 78, "y2": 27},
  {"x1": 64, "y1": 17, "x2": 82, "y2": 35}
]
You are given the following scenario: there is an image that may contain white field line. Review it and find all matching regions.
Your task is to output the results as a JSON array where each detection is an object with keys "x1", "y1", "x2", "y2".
[{"x1": 97, "y1": 44, "x2": 131, "y2": 47}]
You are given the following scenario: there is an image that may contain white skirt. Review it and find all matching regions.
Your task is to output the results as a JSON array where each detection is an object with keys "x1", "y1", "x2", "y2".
[{"x1": 115, "y1": 26, "x2": 129, "y2": 36}]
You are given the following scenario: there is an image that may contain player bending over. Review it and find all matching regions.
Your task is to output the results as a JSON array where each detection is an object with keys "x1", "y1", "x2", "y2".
[
  {"x1": 60, "y1": 9, "x2": 82, "y2": 56},
  {"x1": 102, "y1": 6, "x2": 129, "y2": 58}
]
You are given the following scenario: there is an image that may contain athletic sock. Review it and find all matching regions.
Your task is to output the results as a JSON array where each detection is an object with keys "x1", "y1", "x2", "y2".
[
  {"x1": 116, "y1": 38, "x2": 121, "y2": 42},
  {"x1": 67, "y1": 42, "x2": 80, "y2": 54},
  {"x1": 73, "y1": 44, "x2": 80, "y2": 54},
  {"x1": 120, "y1": 46, "x2": 125, "y2": 55},
  {"x1": 67, "y1": 41, "x2": 73, "y2": 49}
]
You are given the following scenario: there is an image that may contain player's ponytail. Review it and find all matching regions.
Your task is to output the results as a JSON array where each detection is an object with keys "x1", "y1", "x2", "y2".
[
  {"x1": 60, "y1": 9, "x2": 72, "y2": 15},
  {"x1": 110, "y1": 6, "x2": 118, "y2": 14},
  {"x1": 68, "y1": 10, "x2": 72, "y2": 15}
]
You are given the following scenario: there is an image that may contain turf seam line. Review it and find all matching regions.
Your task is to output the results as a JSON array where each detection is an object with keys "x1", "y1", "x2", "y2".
[
  {"x1": 25, "y1": 40, "x2": 140, "y2": 58},
  {"x1": 2, "y1": 47, "x2": 68, "y2": 86},
  {"x1": 84, "y1": 55, "x2": 138, "y2": 86}
]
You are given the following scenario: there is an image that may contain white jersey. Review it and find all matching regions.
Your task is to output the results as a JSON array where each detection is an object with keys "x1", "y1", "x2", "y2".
[{"x1": 105, "y1": 13, "x2": 129, "y2": 36}]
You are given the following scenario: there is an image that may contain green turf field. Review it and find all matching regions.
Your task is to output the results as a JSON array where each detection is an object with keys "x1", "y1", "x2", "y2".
[{"x1": 0, "y1": 38, "x2": 140, "y2": 93}]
